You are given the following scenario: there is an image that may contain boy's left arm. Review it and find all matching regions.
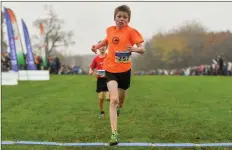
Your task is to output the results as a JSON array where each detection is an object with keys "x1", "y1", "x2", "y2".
[
  {"x1": 127, "y1": 28, "x2": 145, "y2": 54},
  {"x1": 126, "y1": 42, "x2": 145, "y2": 54}
]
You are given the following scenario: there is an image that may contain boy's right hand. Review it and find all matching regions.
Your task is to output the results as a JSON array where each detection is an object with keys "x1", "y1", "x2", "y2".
[
  {"x1": 89, "y1": 70, "x2": 93, "y2": 75},
  {"x1": 91, "y1": 45, "x2": 97, "y2": 54}
]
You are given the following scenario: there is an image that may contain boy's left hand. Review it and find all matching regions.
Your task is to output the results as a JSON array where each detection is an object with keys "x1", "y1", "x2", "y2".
[{"x1": 126, "y1": 44, "x2": 133, "y2": 52}]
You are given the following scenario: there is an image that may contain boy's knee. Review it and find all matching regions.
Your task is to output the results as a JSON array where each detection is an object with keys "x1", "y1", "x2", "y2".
[
  {"x1": 98, "y1": 92, "x2": 104, "y2": 100},
  {"x1": 106, "y1": 94, "x2": 110, "y2": 99},
  {"x1": 106, "y1": 97, "x2": 110, "y2": 101},
  {"x1": 110, "y1": 96, "x2": 119, "y2": 105},
  {"x1": 98, "y1": 95, "x2": 104, "y2": 100},
  {"x1": 105, "y1": 92, "x2": 110, "y2": 100}
]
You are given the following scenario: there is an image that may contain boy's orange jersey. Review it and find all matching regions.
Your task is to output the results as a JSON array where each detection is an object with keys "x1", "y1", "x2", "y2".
[{"x1": 103, "y1": 25, "x2": 144, "y2": 73}]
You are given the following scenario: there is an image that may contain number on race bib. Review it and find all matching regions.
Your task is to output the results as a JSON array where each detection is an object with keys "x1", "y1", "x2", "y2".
[
  {"x1": 96, "y1": 70, "x2": 106, "y2": 77},
  {"x1": 115, "y1": 51, "x2": 131, "y2": 63}
]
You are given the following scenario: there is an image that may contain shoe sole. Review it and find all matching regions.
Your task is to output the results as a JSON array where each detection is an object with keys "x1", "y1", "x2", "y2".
[
  {"x1": 109, "y1": 142, "x2": 119, "y2": 146},
  {"x1": 117, "y1": 111, "x2": 120, "y2": 116}
]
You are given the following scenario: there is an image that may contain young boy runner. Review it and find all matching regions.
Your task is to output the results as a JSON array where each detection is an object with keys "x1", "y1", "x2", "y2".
[
  {"x1": 91, "y1": 5, "x2": 145, "y2": 145},
  {"x1": 89, "y1": 41, "x2": 110, "y2": 118}
]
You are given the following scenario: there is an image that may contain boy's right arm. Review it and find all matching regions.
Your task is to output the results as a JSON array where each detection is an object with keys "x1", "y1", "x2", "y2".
[
  {"x1": 92, "y1": 39, "x2": 108, "y2": 52},
  {"x1": 89, "y1": 68, "x2": 94, "y2": 75},
  {"x1": 92, "y1": 27, "x2": 110, "y2": 53},
  {"x1": 89, "y1": 58, "x2": 96, "y2": 75}
]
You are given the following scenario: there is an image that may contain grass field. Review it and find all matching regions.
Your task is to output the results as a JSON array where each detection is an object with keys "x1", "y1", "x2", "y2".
[{"x1": 2, "y1": 75, "x2": 232, "y2": 150}]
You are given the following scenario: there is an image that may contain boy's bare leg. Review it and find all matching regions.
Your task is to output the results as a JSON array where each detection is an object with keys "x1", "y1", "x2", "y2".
[
  {"x1": 105, "y1": 91, "x2": 110, "y2": 101},
  {"x1": 107, "y1": 80, "x2": 119, "y2": 145},
  {"x1": 118, "y1": 88, "x2": 126, "y2": 108},
  {"x1": 98, "y1": 92, "x2": 105, "y2": 118}
]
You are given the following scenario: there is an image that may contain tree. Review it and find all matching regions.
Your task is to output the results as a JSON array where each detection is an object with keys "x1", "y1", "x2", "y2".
[
  {"x1": 133, "y1": 20, "x2": 232, "y2": 70},
  {"x1": 32, "y1": 5, "x2": 75, "y2": 57},
  {"x1": 152, "y1": 21, "x2": 208, "y2": 68},
  {"x1": 180, "y1": 21, "x2": 206, "y2": 65},
  {"x1": 132, "y1": 39, "x2": 163, "y2": 71}
]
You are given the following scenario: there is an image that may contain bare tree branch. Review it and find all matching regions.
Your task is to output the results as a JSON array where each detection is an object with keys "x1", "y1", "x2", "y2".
[{"x1": 32, "y1": 5, "x2": 75, "y2": 57}]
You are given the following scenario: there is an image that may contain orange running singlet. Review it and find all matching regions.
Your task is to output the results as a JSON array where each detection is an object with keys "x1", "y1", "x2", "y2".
[{"x1": 103, "y1": 25, "x2": 144, "y2": 73}]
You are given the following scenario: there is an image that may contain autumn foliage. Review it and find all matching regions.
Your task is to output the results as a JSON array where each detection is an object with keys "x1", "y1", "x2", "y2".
[{"x1": 133, "y1": 21, "x2": 232, "y2": 71}]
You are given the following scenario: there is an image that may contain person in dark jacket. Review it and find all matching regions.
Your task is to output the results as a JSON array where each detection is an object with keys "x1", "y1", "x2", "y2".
[{"x1": 217, "y1": 55, "x2": 224, "y2": 75}]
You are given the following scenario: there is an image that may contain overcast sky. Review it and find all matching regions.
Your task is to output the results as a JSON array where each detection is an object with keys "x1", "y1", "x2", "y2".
[{"x1": 2, "y1": 2, "x2": 232, "y2": 55}]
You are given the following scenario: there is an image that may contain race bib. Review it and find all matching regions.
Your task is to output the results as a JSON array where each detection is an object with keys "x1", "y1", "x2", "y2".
[
  {"x1": 96, "y1": 70, "x2": 106, "y2": 77},
  {"x1": 115, "y1": 51, "x2": 132, "y2": 63}
]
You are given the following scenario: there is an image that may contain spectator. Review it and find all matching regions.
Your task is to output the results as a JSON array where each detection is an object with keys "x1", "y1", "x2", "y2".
[
  {"x1": 228, "y1": 62, "x2": 232, "y2": 75},
  {"x1": 217, "y1": 55, "x2": 224, "y2": 75}
]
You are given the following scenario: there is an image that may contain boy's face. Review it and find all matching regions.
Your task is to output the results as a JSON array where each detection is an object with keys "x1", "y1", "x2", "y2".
[
  {"x1": 98, "y1": 46, "x2": 107, "y2": 54},
  {"x1": 115, "y1": 11, "x2": 129, "y2": 27}
]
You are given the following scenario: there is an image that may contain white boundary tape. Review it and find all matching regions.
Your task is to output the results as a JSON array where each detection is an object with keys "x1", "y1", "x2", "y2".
[{"x1": 2, "y1": 141, "x2": 232, "y2": 147}]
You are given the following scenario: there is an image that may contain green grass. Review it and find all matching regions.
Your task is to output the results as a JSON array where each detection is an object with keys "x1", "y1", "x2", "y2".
[{"x1": 2, "y1": 75, "x2": 232, "y2": 150}]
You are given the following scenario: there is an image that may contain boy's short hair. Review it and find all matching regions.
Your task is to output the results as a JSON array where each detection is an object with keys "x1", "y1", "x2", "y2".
[{"x1": 114, "y1": 5, "x2": 131, "y2": 21}]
